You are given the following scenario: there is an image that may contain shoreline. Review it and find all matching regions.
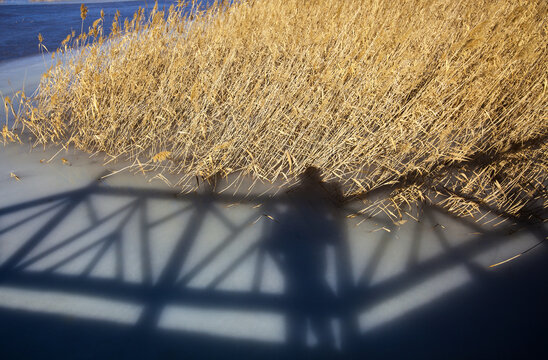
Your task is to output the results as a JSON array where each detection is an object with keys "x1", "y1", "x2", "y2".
[
  {"x1": 0, "y1": 54, "x2": 49, "y2": 123},
  {"x1": 0, "y1": 0, "x2": 142, "y2": 5}
]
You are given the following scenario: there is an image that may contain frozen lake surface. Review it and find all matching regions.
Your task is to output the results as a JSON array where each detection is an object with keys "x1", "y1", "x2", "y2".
[
  {"x1": 1, "y1": 1, "x2": 548, "y2": 358},
  {"x1": 0, "y1": 142, "x2": 547, "y2": 359}
]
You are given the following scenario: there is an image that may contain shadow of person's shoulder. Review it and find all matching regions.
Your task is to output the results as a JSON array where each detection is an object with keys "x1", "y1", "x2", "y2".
[
  {"x1": 321, "y1": 180, "x2": 344, "y2": 207},
  {"x1": 284, "y1": 166, "x2": 344, "y2": 206}
]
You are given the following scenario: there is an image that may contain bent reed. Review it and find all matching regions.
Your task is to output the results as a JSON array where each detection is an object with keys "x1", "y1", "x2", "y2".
[{"x1": 5, "y1": 0, "x2": 548, "y2": 223}]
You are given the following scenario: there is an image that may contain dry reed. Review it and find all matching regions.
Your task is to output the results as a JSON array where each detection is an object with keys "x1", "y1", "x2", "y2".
[{"x1": 5, "y1": 0, "x2": 548, "y2": 222}]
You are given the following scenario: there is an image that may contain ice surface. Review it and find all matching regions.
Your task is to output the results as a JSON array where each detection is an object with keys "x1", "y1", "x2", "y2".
[{"x1": 1, "y1": 141, "x2": 546, "y2": 358}]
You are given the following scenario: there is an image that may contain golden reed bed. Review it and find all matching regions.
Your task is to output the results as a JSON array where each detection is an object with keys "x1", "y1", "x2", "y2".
[{"x1": 3, "y1": 0, "x2": 547, "y2": 223}]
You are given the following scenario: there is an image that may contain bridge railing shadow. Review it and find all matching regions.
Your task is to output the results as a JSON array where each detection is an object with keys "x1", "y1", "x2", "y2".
[{"x1": 0, "y1": 167, "x2": 546, "y2": 359}]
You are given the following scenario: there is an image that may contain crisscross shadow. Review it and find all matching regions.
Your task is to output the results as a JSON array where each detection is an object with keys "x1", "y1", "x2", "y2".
[{"x1": 0, "y1": 167, "x2": 546, "y2": 359}]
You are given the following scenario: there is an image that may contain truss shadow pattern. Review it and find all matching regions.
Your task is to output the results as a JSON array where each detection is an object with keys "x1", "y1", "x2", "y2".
[{"x1": 0, "y1": 173, "x2": 547, "y2": 359}]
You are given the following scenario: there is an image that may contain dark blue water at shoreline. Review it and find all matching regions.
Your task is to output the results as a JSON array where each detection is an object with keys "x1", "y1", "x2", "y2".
[{"x1": 0, "y1": 1, "x2": 214, "y2": 63}]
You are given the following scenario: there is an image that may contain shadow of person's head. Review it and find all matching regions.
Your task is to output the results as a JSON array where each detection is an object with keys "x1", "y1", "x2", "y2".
[
  {"x1": 291, "y1": 166, "x2": 343, "y2": 209},
  {"x1": 299, "y1": 166, "x2": 323, "y2": 186}
]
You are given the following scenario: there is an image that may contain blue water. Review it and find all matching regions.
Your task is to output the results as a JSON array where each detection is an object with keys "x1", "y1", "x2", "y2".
[{"x1": 0, "y1": 1, "x2": 214, "y2": 63}]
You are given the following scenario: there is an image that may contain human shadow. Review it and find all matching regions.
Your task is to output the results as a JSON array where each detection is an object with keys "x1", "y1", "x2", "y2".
[{"x1": 263, "y1": 167, "x2": 354, "y2": 354}]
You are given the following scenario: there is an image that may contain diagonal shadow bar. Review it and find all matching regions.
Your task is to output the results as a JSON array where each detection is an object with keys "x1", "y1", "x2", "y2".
[
  {"x1": 148, "y1": 203, "x2": 194, "y2": 229},
  {"x1": 425, "y1": 207, "x2": 489, "y2": 278},
  {"x1": 357, "y1": 225, "x2": 396, "y2": 287},
  {"x1": 0, "y1": 190, "x2": 90, "y2": 274},
  {"x1": 177, "y1": 212, "x2": 261, "y2": 286},
  {"x1": 350, "y1": 222, "x2": 544, "y2": 310},
  {"x1": 80, "y1": 201, "x2": 141, "y2": 277},
  {"x1": 209, "y1": 205, "x2": 238, "y2": 230},
  {"x1": 43, "y1": 233, "x2": 119, "y2": 274},
  {"x1": 136, "y1": 198, "x2": 210, "y2": 329},
  {"x1": 206, "y1": 241, "x2": 262, "y2": 289},
  {"x1": 0, "y1": 188, "x2": 85, "y2": 217},
  {"x1": 42, "y1": 200, "x2": 140, "y2": 275},
  {"x1": 80, "y1": 232, "x2": 121, "y2": 277},
  {"x1": 0, "y1": 198, "x2": 68, "y2": 236},
  {"x1": 14, "y1": 199, "x2": 140, "y2": 271}
]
